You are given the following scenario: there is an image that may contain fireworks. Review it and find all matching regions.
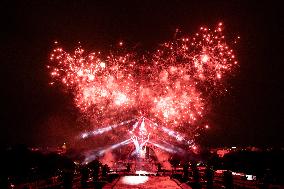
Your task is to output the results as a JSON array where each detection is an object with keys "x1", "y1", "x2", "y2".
[{"x1": 48, "y1": 23, "x2": 238, "y2": 136}]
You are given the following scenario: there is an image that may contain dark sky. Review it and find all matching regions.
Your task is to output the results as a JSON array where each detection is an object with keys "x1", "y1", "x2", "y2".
[{"x1": 1, "y1": 0, "x2": 283, "y2": 147}]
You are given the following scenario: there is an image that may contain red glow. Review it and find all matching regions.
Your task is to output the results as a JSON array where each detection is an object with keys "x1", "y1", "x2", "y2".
[
  {"x1": 121, "y1": 176, "x2": 148, "y2": 185},
  {"x1": 48, "y1": 23, "x2": 238, "y2": 137}
]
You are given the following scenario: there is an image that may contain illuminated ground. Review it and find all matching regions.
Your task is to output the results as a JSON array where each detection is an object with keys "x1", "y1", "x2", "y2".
[{"x1": 104, "y1": 176, "x2": 191, "y2": 189}]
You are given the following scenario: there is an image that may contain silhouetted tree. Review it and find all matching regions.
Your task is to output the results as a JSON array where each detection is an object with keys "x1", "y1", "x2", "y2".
[
  {"x1": 191, "y1": 162, "x2": 201, "y2": 189},
  {"x1": 101, "y1": 164, "x2": 108, "y2": 179},
  {"x1": 0, "y1": 176, "x2": 10, "y2": 189},
  {"x1": 62, "y1": 169, "x2": 74, "y2": 189},
  {"x1": 205, "y1": 166, "x2": 214, "y2": 189},
  {"x1": 80, "y1": 166, "x2": 89, "y2": 188},
  {"x1": 183, "y1": 162, "x2": 189, "y2": 181},
  {"x1": 90, "y1": 158, "x2": 101, "y2": 182},
  {"x1": 223, "y1": 170, "x2": 233, "y2": 189},
  {"x1": 61, "y1": 157, "x2": 75, "y2": 189}
]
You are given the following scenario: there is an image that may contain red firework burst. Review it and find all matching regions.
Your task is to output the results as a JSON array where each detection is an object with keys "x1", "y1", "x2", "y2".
[{"x1": 48, "y1": 23, "x2": 238, "y2": 134}]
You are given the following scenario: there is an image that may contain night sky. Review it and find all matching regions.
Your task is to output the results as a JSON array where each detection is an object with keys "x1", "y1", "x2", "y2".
[{"x1": 1, "y1": 0, "x2": 283, "y2": 147}]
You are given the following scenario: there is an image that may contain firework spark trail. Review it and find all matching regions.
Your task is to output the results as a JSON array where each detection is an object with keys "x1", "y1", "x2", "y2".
[
  {"x1": 80, "y1": 118, "x2": 137, "y2": 139},
  {"x1": 48, "y1": 23, "x2": 238, "y2": 138}
]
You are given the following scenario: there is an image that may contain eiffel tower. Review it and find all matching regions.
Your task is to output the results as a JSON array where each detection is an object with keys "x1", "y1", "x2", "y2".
[{"x1": 80, "y1": 116, "x2": 195, "y2": 167}]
